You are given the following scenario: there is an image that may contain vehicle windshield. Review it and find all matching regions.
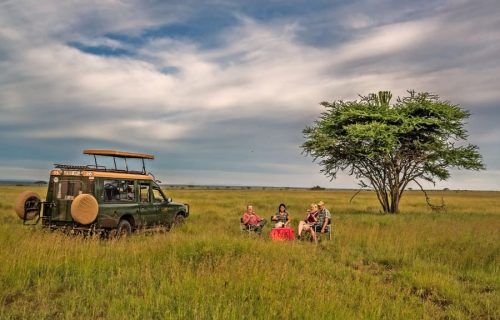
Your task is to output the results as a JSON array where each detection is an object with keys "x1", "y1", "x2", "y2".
[
  {"x1": 53, "y1": 179, "x2": 85, "y2": 200},
  {"x1": 152, "y1": 185, "x2": 166, "y2": 203}
]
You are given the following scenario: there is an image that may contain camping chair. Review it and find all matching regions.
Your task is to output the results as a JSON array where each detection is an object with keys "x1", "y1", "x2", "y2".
[
  {"x1": 313, "y1": 220, "x2": 332, "y2": 241},
  {"x1": 240, "y1": 218, "x2": 263, "y2": 235}
]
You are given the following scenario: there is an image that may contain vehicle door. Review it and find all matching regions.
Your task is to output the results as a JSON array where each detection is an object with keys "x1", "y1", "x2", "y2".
[
  {"x1": 99, "y1": 178, "x2": 139, "y2": 228},
  {"x1": 50, "y1": 176, "x2": 86, "y2": 222},
  {"x1": 151, "y1": 183, "x2": 172, "y2": 225},
  {"x1": 138, "y1": 181, "x2": 155, "y2": 226}
]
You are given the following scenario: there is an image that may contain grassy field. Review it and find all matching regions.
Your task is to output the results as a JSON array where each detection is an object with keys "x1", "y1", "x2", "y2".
[{"x1": 0, "y1": 186, "x2": 498, "y2": 319}]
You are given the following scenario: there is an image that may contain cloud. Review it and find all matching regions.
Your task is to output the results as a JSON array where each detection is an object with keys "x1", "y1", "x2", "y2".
[
  {"x1": 0, "y1": 0, "x2": 190, "y2": 40},
  {"x1": 0, "y1": 0, "x2": 499, "y2": 189},
  {"x1": 19, "y1": 120, "x2": 190, "y2": 149},
  {"x1": 437, "y1": 170, "x2": 500, "y2": 191}
]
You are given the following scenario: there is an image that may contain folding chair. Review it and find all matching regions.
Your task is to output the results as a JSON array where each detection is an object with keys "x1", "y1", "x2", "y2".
[
  {"x1": 240, "y1": 218, "x2": 263, "y2": 235},
  {"x1": 313, "y1": 222, "x2": 332, "y2": 240}
]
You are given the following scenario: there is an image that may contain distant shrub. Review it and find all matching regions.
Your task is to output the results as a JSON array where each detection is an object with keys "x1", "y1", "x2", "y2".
[{"x1": 311, "y1": 185, "x2": 324, "y2": 190}]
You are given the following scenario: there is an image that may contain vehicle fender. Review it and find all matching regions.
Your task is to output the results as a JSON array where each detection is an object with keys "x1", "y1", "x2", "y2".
[{"x1": 119, "y1": 214, "x2": 137, "y2": 229}]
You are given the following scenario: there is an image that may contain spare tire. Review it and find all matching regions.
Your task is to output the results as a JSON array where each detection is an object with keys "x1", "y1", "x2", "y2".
[
  {"x1": 71, "y1": 194, "x2": 98, "y2": 225},
  {"x1": 15, "y1": 191, "x2": 41, "y2": 220}
]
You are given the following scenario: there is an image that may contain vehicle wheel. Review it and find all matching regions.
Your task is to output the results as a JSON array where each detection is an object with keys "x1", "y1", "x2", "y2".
[
  {"x1": 71, "y1": 194, "x2": 98, "y2": 225},
  {"x1": 116, "y1": 220, "x2": 132, "y2": 238},
  {"x1": 14, "y1": 191, "x2": 41, "y2": 220},
  {"x1": 173, "y1": 214, "x2": 185, "y2": 226}
]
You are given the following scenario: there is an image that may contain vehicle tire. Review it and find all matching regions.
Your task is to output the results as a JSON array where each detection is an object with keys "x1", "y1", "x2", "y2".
[
  {"x1": 70, "y1": 194, "x2": 98, "y2": 225},
  {"x1": 116, "y1": 220, "x2": 132, "y2": 238},
  {"x1": 173, "y1": 214, "x2": 185, "y2": 226},
  {"x1": 14, "y1": 191, "x2": 41, "y2": 220}
]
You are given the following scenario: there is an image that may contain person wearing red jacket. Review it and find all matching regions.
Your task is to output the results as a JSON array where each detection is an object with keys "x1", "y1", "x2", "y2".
[{"x1": 241, "y1": 205, "x2": 267, "y2": 234}]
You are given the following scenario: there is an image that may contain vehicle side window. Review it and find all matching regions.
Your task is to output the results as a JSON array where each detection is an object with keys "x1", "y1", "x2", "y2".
[
  {"x1": 152, "y1": 186, "x2": 166, "y2": 203},
  {"x1": 140, "y1": 182, "x2": 150, "y2": 203},
  {"x1": 103, "y1": 179, "x2": 135, "y2": 202}
]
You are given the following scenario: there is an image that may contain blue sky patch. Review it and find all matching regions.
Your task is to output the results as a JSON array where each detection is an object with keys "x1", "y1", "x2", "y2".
[{"x1": 68, "y1": 41, "x2": 131, "y2": 57}]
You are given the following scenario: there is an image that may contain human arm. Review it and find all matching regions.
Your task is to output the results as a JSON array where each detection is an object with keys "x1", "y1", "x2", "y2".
[
  {"x1": 303, "y1": 210, "x2": 310, "y2": 222},
  {"x1": 284, "y1": 214, "x2": 290, "y2": 227},
  {"x1": 320, "y1": 209, "x2": 331, "y2": 233},
  {"x1": 242, "y1": 213, "x2": 250, "y2": 225},
  {"x1": 321, "y1": 217, "x2": 329, "y2": 233},
  {"x1": 307, "y1": 212, "x2": 317, "y2": 223}
]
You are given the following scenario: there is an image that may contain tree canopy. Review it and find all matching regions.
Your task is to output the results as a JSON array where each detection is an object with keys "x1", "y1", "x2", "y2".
[{"x1": 302, "y1": 91, "x2": 484, "y2": 213}]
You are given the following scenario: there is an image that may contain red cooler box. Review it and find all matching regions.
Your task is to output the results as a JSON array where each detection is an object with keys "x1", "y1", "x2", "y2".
[{"x1": 270, "y1": 227, "x2": 295, "y2": 241}]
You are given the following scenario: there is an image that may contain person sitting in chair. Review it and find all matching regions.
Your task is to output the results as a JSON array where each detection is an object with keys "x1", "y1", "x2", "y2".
[
  {"x1": 315, "y1": 201, "x2": 331, "y2": 235},
  {"x1": 297, "y1": 203, "x2": 319, "y2": 242},
  {"x1": 241, "y1": 205, "x2": 267, "y2": 234},
  {"x1": 271, "y1": 203, "x2": 290, "y2": 228}
]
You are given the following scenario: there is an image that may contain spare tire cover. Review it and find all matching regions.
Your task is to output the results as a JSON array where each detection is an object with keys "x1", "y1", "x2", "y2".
[
  {"x1": 71, "y1": 194, "x2": 98, "y2": 225},
  {"x1": 15, "y1": 191, "x2": 41, "y2": 220}
]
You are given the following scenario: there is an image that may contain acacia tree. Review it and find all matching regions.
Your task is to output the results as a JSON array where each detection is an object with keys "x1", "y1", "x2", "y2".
[{"x1": 302, "y1": 91, "x2": 484, "y2": 213}]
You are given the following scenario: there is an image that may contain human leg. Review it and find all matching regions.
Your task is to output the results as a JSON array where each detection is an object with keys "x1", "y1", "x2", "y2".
[
  {"x1": 310, "y1": 228, "x2": 317, "y2": 243},
  {"x1": 254, "y1": 219, "x2": 267, "y2": 235},
  {"x1": 298, "y1": 221, "x2": 306, "y2": 236},
  {"x1": 259, "y1": 219, "x2": 267, "y2": 228},
  {"x1": 302, "y1": 224, "x2": 313, "y2": 240}
]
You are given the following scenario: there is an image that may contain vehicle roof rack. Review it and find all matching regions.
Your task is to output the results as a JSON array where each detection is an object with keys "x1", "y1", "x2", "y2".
[
  {"x1": 54, "y1": 164, "x2": 91, "y2": 170},
  {"x1": 53, "y1": 163, "x2": 146, "y2": 175}
]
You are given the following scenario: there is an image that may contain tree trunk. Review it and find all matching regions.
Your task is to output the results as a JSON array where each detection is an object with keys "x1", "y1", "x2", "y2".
[
  {"x1": 375, "y1": 188, "x2": 400, "y2": 213},
  {"x1": 376, "y1": 189, "x2": 391, "y2": 213},
  {"x1": 390, "y1": 188, "x2": 400, "y2": 213}
]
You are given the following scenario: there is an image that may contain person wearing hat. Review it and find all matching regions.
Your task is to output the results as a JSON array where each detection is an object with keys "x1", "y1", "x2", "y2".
[{"x1": 315, "y1": 201, "x2": 331, "y2": 234}]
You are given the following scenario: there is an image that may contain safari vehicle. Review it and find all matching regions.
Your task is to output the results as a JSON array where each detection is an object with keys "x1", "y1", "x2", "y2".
[{"x1": 14, "y1": 149, "x2": 189, "y2": 237}]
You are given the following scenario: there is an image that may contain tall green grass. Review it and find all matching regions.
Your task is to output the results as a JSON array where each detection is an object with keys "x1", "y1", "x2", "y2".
[{"x1": 0, "y1": 186, "x2": 498, "y2": 319}]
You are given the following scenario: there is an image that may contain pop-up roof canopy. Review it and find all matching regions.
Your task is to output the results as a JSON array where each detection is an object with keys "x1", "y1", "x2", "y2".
[
  {"x1": 82, "y1": 149, "x2": 154, "y2": 173},
  {"x1": 83, "y1": 149, "x2": 154, "y2": 159}
]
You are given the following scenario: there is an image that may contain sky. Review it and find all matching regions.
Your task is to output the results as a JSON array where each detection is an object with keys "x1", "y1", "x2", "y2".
[{"x1": 0, "y1": 0, "x2": 499, "y2": 190}]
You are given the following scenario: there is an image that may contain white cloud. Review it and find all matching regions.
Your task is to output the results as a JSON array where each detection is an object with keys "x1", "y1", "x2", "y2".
[
  {"x1": 342, "y1": 13, "x2": 375, "y2": 30},
  {"x1": 0, "y1": 1, "x2": 498, "y2": 189},
  {"x1": 435, "y1": 170, "x2": 500, "y2": 191},
  {"x1": 334, "y1": 20, "x2": 438, "y2": 63},
  {"x1": 3, "y1": 5, "x2": 498, "y2": 124},
  {"x1": 17, "y1": 118, "x2": 190, "y2": 150},
  {"x1": 0, "y1": 0, "x2": 187, "y2": 40}
]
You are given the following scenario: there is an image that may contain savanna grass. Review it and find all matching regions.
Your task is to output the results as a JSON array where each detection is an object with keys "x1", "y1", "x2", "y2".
[{"x1": 0, "y1": 186, "x2": 498, "y2": 319}]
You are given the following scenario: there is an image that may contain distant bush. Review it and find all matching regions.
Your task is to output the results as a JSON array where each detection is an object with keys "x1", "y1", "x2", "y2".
[{"x1": 310, "y1": 185, "x2": 324, "y2": 190}]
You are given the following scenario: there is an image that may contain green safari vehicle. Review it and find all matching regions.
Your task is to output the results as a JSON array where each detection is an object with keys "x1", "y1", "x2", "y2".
[{"x1": 14, "y1": 149, "x2": 189, "y2": 237}]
